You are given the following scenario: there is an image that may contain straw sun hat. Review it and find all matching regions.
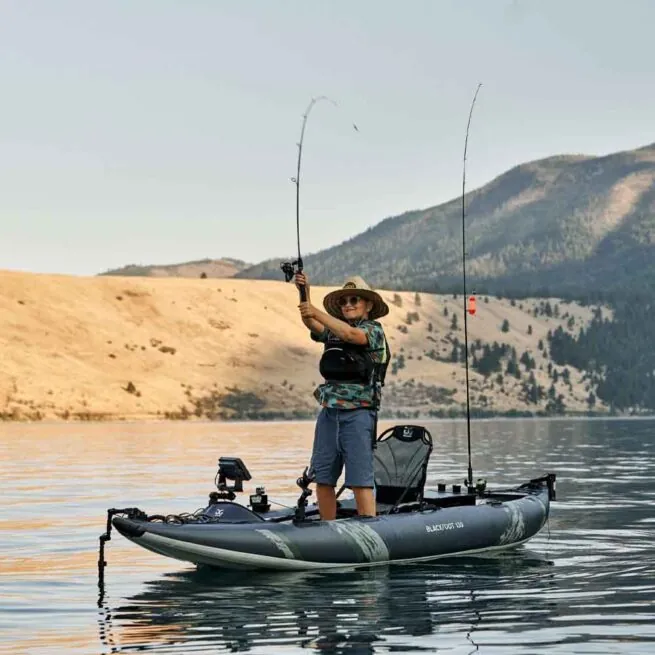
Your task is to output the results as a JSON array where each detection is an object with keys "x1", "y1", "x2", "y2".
[{"x1": 323, "y1": 276, "x2": 389, "y2": 320}]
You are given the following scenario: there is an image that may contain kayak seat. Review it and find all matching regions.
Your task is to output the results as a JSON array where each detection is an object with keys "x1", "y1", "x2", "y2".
[{"x1": 374, "y1": 425, "x2": 433, "y2": 506}]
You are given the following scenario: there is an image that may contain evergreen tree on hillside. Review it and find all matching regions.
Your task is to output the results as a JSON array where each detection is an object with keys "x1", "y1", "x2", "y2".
[{"x1": 548, "y1": 296, "x2": 655, "y2": 411}]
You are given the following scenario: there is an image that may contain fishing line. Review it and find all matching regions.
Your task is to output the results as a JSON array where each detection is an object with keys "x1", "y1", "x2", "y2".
[{"x1": 462, "y1": 83, "x2": 482, "y2": 490}]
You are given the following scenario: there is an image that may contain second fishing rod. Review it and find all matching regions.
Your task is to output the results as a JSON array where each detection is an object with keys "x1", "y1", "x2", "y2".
[{"x1": 461, "y1": 83, "x2": 482, "y2": 492}]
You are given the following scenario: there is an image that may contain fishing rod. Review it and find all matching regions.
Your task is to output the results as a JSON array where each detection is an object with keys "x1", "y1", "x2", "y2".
[
  {"x1": 461, "y1": 83, "x2": 482, "y2": 491},
  {"x1": 280, "y1": 96, "x2": 357, "y2": 301}
]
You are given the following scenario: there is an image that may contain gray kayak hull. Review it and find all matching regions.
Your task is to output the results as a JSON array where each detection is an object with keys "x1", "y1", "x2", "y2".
[{"x1": 113, "y1": 485, "x2": 551, "y2": 571}]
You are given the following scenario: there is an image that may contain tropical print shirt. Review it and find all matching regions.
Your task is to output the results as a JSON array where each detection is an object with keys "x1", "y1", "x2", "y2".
[{"x1": 311, "y1": 320, "x2": 388, "y2": 410}]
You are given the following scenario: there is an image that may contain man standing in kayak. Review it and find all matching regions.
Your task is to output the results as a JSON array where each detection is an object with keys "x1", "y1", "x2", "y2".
[{"x1": 294, "y1": 272, "x2": 390, "y2": 520}]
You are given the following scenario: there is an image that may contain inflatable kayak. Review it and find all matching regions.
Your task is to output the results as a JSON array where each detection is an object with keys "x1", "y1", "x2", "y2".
[{"x1": 100, "y1": 424, "x2": 556, "y2": 572}]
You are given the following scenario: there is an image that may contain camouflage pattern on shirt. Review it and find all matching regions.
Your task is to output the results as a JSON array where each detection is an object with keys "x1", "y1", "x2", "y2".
[{"x1": 311, "y1": 320, "x2": 388, "y2": 410}]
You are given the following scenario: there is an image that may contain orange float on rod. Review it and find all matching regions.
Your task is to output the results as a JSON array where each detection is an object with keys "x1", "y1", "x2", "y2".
[{"x1": 467, "y1": 295, "x2": 476, "y2": 315}]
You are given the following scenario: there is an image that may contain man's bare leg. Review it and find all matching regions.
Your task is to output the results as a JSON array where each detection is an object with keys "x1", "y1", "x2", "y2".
[
  {"x1": 352, "y1": 487, "x2": 376, "y2": 517},
  {"x1": 316, "y1": 483, "x2": 337, "y2": 520}
]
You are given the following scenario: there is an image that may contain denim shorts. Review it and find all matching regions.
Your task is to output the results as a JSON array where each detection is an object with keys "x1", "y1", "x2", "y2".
[{"x1": 310, "y1": 407, "x2": 375, "y2": 488}]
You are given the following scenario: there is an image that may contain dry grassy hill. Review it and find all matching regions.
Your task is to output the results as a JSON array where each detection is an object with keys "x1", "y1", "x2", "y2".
[{"x1": 0, "y1": 270, "x2": 609, "y2": 421}]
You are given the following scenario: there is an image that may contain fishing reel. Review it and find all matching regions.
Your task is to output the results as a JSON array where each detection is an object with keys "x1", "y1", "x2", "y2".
[
  {"x1": 280, "y1": 258, "x2": 303, "y2": 283},
  {"x1": 281, "y1": 257, "x2": 308, "y2": 301}
]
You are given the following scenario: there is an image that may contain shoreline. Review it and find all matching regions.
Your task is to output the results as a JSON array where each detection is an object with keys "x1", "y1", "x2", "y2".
[{"x1": 2, "y1": 408, "x2": 652, "y2": 424}]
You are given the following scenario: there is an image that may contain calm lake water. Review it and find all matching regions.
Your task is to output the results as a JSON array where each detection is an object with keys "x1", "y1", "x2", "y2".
[{"x1": 1, "y1": 418, "x2": 654, "y2": 654}]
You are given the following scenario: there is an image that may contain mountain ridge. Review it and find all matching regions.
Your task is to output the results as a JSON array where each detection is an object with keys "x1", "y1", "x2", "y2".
[
  {"x1": 234, "y1": 141, "x2": 655, "y2": 298},
  {"x1": 91, "y1": 141, "x2": 655, "y2": 300}
]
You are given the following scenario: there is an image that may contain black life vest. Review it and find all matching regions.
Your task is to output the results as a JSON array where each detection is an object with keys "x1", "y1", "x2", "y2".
[{"x1": 318, "y1": 321, "x2": 391, "y2": 389}]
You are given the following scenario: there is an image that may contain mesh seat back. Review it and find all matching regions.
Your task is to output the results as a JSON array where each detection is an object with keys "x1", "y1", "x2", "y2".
[{"x1": 374, "y1": 425, "x2": 433, "y2": 505}]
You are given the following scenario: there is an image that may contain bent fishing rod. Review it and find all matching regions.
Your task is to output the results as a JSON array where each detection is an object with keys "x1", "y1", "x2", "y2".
[
  {"x1": 281, "y1": 96, "x2": 358, "y2": 301},
  {"x1": 462, "y1": 83, "x2": 482, "y2": 490}
]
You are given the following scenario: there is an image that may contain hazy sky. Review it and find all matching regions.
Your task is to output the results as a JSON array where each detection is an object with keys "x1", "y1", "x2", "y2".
[{"x1": 1, "y1": 0, "x2": 654, "y2": 276}]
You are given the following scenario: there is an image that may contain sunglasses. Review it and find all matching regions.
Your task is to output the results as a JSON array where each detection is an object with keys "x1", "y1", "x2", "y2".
[{"x1": 338, "y1": 295, "x2": 362, "y2": 307}]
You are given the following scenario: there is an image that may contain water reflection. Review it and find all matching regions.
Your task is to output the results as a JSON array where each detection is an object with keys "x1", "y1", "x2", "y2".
[{"x1": 99, "y1": 551, "x2": 553, "y2": 654}]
